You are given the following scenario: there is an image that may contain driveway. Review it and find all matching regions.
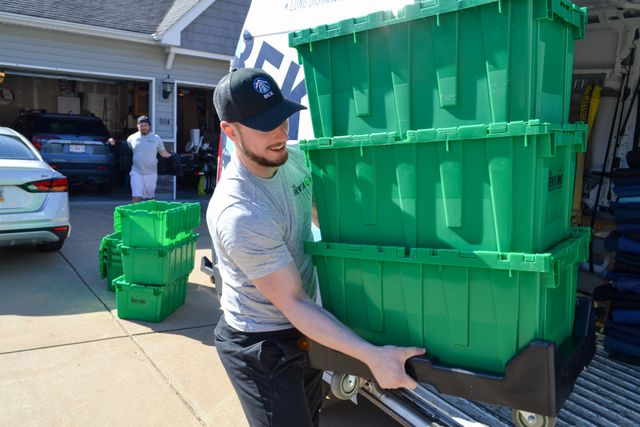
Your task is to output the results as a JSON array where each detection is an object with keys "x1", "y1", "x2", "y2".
[{"x1": 0, "y1": 199, "x2": 399, "y2": 426}]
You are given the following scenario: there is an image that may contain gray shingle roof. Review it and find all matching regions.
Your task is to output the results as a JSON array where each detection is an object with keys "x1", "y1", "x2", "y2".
[
  {"x1": 0, "y1": 0, "x2": 201, "y2": 35},
  {"x1": 156, "y1": 0, "x2": 200, "y2": 35}
]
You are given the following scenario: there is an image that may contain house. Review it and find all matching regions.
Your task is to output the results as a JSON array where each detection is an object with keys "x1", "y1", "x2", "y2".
[{"x1": 0, "y1": 0, "x2": 251, "y2": 154}]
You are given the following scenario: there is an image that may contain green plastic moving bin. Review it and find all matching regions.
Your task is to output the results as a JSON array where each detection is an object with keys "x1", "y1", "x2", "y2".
[
  {"x1": 305, "y1": 228, "x2": 590, "y2": 374},
  {"x1": 289, "y1": 0, "x2": 586, "y2": 138},
  {"x1": 98, "y1": 231, "x2": 123, "y2": 292},
  {"x1": 120, "y1": 233, "x2": 199, "y2": 285},
  {"x1": 115, "y1": 274, "x2": 188, "y2": 323},
  {"x1": 115, "y1": 201, "x2": 200, "y2": 247},
  {"x1": 300, "y1": 120, "x2": 587, "y2": 253}
]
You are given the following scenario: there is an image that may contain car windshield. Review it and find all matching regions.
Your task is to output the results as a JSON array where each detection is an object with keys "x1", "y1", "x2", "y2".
[
  {"x1": 0, "y1": 134, "x2": 38, "y2": 160},
  {"x1": 33, "y1": 116, "x2": 109, "y2": 137}
]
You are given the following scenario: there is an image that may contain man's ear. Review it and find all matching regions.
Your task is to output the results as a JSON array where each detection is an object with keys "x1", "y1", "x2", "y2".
[{"x1": 220, "y1": 121, "x2": 237, "y2": 141}]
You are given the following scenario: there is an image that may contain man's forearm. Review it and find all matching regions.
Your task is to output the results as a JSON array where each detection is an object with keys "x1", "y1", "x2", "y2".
[
  {"x1": 284, "y1": 296, "x2": 376, "y2": 362},
  {"x1": 251, "y1": 264, "x2": 423, "y2": 389}
]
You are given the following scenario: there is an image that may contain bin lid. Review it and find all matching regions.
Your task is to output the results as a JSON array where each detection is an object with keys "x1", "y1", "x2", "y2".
[
  {"x1": 299, "y1": 120, "x2": 588, "y2": 152},
  {"x1": 305, "y1": 227, "x2": 590, "y2": 274},
  {"x1": 289, "y1": 0, "x2": 587, "y2": 47}
]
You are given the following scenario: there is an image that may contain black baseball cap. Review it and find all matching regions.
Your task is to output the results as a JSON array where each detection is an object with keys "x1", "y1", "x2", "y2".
[{"x1": 213, "y1": 68, "x2": 306, "y2": 132}]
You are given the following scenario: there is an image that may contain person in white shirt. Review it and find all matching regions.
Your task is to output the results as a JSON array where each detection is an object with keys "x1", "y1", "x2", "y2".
[{"x1": 108, "y1": 115, "x2": 172, "y2": 202}]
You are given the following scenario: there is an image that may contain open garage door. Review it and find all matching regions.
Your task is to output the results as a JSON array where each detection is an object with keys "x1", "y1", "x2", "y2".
[
  {"x1": 0, "y1": 68, "x2": 151, "y2": 195},
  {"x1": 0, "y1": 68, "x2": 149, "y2": 140}
]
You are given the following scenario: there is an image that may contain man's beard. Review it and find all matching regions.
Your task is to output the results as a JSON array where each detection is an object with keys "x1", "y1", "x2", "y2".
[{"x1": 237, "y1": 136, "x2": 288, "y2": 168}]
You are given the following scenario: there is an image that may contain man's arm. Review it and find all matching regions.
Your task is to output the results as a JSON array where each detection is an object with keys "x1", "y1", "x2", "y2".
[
  {"x1": 158, "y1": 142, "x2": 172, "y2": 158},
  {"x1": 252, "y1": 262, "x2": 425, "y2": 390},
  {"x1": 158, "y1": 137, "x2": 173, "y2": 158}
]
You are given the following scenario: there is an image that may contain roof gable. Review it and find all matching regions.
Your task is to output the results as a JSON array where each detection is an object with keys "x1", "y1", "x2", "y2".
[
  {"x1": 156, "y1": 0, "x2": 201, "y2": 35},
  {"x1": 0, "y1": 0, "x2": 202, "y2": 37}
]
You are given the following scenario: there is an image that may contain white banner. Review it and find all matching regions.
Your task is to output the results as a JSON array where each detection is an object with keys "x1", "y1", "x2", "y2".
[{"x1": 231, "y1": 0, "x2": 413, "y2": 140}]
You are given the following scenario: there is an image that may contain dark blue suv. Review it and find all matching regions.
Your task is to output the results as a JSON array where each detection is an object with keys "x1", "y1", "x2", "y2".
[{"x1": 11, "y1": 110, "x2": 116, "y2": 193}]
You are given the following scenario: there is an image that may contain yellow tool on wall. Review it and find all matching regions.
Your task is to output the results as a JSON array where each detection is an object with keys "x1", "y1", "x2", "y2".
[
  {"x1": 572, "y1": 82, "x2": 601, "y2": 225},
  {"x1": 587, "y1": 85, "x2": 602, "y2": 139}
]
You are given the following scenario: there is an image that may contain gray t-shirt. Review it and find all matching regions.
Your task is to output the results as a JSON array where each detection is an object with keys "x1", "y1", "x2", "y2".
[
  {"x1": 127, "y1": 131, "x2": 165, "y2": 175},
  {"x1": 206, "y1": 148, "x2": 317, "y2": 332}
]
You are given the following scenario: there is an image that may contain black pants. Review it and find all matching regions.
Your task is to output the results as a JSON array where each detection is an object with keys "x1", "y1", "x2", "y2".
[{"x1": 214, "y1": 317, "x2": 324, "y2": 427}]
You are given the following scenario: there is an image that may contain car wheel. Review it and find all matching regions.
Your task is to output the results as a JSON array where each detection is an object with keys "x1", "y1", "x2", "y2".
[
  {"x1": 37, "y1": 238, "x2": 65, "y2": 252},
  {"x1": 97, "y1": 182, "x2": 114, "y2": 194}
]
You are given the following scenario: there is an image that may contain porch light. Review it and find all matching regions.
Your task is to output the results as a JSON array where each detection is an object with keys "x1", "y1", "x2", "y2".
[{"x1": 161, "y1": 75, "x2": 174, "y2": 99}]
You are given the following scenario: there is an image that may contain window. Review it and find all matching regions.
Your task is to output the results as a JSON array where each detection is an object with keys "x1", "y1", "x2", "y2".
[
  {"x1": 0, "y1": 135, "x2": 38, "y2": 160},
  {"x1": 33, "y1": 117, "x2": 109, "y2": 137}
]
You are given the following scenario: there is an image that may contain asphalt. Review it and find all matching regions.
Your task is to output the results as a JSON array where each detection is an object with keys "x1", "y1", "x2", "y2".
[{"x1": 0, "y1": 195, "x2": 400, "y2": 426}]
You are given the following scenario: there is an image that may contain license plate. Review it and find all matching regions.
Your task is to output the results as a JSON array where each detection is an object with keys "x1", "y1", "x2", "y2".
[{"x1": 69, "y1": 144, "x2": 85, "y2": 153}]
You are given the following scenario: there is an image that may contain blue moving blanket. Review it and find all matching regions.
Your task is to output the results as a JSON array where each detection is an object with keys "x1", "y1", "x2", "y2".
[
  {"x1": 604, "y1": 336, "x2": 640, "y2": 357},
  {"x1": 612, "y1": 309, "x2": 640, "y2": 325}
]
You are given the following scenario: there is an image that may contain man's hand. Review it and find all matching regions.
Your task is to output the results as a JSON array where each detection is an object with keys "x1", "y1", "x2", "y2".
[
  {"x1": 107, "y1": 138, "x2": 116, "y2": 146},
  {"x1": 159, "y1": 149, "x2": 173, "y2": 158},
  {"x1": 251, "y1": 263, "x2": 426, "y2": 391},
  {"x1": 364, "y1": 345, "x2": 425, "y2": 389}
]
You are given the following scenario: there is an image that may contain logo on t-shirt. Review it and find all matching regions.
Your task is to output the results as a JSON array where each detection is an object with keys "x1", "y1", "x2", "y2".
[{"x1": 292, "y1": 176, "x2": 312, "y2": 196}]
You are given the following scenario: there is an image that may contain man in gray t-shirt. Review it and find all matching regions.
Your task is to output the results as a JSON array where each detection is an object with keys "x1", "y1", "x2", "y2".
[
  {"x1": 207, "y1": 68, "x2": 424, "y2": 427},
  {"x1": 209, "y1": 147, "x2": 316, "y2": 333},
  {"x1": 108, "y1": 115, "x2": 172, "y2": 202}
]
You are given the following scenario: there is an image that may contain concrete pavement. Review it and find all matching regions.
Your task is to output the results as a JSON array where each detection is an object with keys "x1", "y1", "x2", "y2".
[{"x1": 0, "y1": 200, "x2": 399, "y2": 427}]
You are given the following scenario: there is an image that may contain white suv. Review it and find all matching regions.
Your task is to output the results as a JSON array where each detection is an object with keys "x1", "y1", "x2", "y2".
[{"x1": 0, "y1": 127, "x2": 70, "y2": 251}]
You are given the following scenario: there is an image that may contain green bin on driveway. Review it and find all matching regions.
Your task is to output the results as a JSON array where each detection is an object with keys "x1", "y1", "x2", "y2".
[
  {"x1": 305, "y1": 228, "x2": 590, "y2": 374},
  {"x1": 114, "y1": 274, "x2": 188, "y2": 323},
  {"x1": 301, "y1": 121, "x2": 587, "y2": 253},
  {"x1": 289, "y1": 0, "x2": 586, "y2": 138},
  {"x1": 120, "y1": 233, "x2": 199, "y2": 285},
  {"x1": 115, "y1": 200, "x2": 200, "y2": 247}
]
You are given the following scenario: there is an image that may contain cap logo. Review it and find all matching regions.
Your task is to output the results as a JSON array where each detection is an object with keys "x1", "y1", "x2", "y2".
[{"x1": 253, "y1": 77, "x2": 273, "y2": 99}]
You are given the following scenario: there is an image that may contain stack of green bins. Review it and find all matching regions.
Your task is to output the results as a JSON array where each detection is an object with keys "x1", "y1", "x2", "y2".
[
  {"x1": 112, "y1": 201, "x2": 201, "y2": 323},
  {"x1": 289, "y1": 0, "x2": 591, "y2": 375}
]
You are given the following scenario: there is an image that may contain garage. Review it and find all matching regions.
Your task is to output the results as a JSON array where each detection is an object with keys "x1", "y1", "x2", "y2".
[
  {"x1": 0, "y1": 68, "x2": 153, "y2": 193},
  {"x1": 0, "y1": 0, "x2": 251, "y2": 198},
  {"x1": 0, "y1": 70, "x2": 150, "y2": 137}
]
